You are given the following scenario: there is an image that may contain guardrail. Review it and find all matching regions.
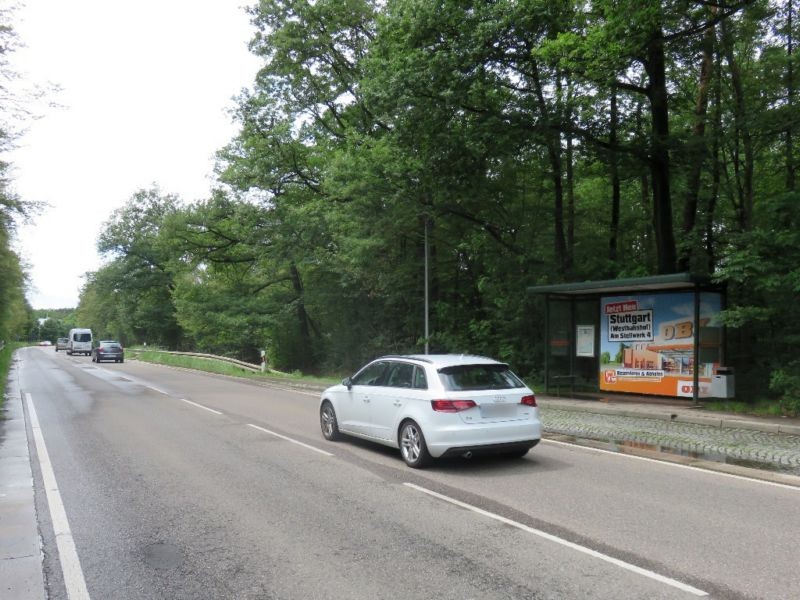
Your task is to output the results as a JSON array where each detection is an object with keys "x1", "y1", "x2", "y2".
[
  {"x1": 134, "y1": 349, "x2": 287, "y2": 374},
  {"x1": 147, "y1": 350, "x2": 261, "y2": 372},
  {"x1": 131, "y1": 348, "x2": 335, "y2": 393}
]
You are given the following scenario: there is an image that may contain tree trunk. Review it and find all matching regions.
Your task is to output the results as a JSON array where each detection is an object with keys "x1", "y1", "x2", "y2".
[
  {"x1": 566, "y1": 79, "x2": 576, "y2": 270},
  {"x1": 679, "y1": 10, "x2": 716, "y2": 272},
  {"x1": 636, "y1": 96, "x2": 655, "y2": 270},
  {"x1": 532, "y1": 65, "x2": 568, "y2": 275},
  {"x1": 644, "y1": 28, "x2": 678, "y2": 273},
  {"x1": 707, "y1": 52, "x2": 723, "y2": 273},
  {"x1": 289, "y1": 262, "x2": 314, "y2": 367},
  {"x1": 721, "y1": 18, "x2": 754, "y2": 231},
  {"x1": 566, "y1": 134, "x2": 575, "y2": 271},
  {"x1": 788, "y1": 0, "x2": 796, "y2": 191},
  {"x1": 548, "y1": 144, "x2": 569, "y2": 275},
  {"x1": 609, "y1": 88, "x2": 621, "y2": 270}
]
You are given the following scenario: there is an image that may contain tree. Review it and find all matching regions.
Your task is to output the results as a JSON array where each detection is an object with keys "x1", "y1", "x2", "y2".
[
  {"x1": 62, "y1": 0, "x2": 800, "y2": 404},
  {"x1": 82, "y1": 188, "x2": 184, "y2": 347},
  {"x1": 0, "y1": 7, "x2": 34, "y2": 344},
  {"x1": 541, "y1": 0, "x2": 754, "y2": 273}
]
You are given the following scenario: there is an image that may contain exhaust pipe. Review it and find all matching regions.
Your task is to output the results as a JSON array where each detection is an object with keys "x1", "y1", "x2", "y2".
[{"x1": 463, "y1": 451, "x2": 473, "y2": 459}]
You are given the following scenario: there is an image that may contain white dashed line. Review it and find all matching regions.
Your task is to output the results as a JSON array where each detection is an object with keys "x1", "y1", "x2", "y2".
[
  {"x1": 404, "y1": 482, "x2": 707, "y2": 597},
  {"x1": 145, "y1": 384, "x2": 169, "y2": 395},
  {"x1": 542, "y1": 438, "x2": 800, "y2": 491},
  {"x1": 181, "y1": 399, "x2": 222, "y2": 415},
  {"x1": 247, "y1": 424, "x2": 333, "y2": 457},
  {"x1": 24, "y1": 393, "x2": 92, "y2": 600}
]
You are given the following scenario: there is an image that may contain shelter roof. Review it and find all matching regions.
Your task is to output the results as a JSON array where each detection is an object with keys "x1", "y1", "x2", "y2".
[{"x1": 527, "y1": 273, "x2": 715, "y2": 296}]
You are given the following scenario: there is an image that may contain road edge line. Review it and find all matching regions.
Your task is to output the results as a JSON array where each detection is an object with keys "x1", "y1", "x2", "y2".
[
  {"x1": 24, "y1": 392, "x2": 91, "y2": 600},
  {"x1": 541, "y1": 438, "x2": 800, "y2": 491}
]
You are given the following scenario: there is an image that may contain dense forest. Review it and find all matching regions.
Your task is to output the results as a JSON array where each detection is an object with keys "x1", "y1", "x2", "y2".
[
  {"x1": 0, "y1": 6, "x2": 35, "y2": 346},
  {"x1": 49, "y1": 1, "x2": 800, "y2": 411}
]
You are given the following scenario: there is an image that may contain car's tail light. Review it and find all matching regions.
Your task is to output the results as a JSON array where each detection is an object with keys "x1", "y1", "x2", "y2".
[
  {"x1": 431, "y1": 399, "x2": 477, "y2": 412},
  {"x1": 520, "y1": 394, "x2": 537, "y2": 407},
  {"x1": 97, "y1": 348, "x2": 104, "y2": 354}
]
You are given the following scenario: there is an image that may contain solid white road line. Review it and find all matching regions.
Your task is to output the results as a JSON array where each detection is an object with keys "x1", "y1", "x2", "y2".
[
  {"x1": 181, "y1": 399, "x2": 223, "y2": 415},
  {"x1": 404, "y1": 482, "x2": 708, "y2": 598},
  {"x1": 542, "y1": 438, "x2": 800, "y2": 491},
  {"x1": 247, "y1": 424, "x2": 334, "y2": 457},
  {"x1": 24, "y1": 393, "x2": 92, "y2": 600}
]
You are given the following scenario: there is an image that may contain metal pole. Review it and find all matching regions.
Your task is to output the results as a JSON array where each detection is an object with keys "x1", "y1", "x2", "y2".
[
  {"x1": 693, "y1": 288, "x2": 700, "y2": 405},
  {"x1": 544, "y1": 295, "x2": 550, "y2": 394},
  {"x1": 424, "y1": 216, "x2": 429, "y2": 355}
]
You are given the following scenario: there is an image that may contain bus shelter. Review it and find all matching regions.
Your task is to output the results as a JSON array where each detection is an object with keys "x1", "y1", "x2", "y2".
[{"x1": 527, "y1": 273, "x2": 727, "y2": 403}]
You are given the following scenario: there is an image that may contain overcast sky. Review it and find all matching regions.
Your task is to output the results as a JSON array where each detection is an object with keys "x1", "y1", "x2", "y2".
[{"x1": 6, "y1": 1, "x2": 260, "y2": 309}]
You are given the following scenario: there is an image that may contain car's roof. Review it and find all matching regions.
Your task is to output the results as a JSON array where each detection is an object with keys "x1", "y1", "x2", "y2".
[
  {"x1": 378, "y1": 354, "x2": 504, "y2": 368},
  {"x1": 99, "y1": 340, "x2": 120, "y2": 344}
]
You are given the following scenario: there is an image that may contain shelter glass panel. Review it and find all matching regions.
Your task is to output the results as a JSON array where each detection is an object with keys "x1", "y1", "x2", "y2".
[
  {"x1": 546, "y1": 298, "x2": 572, "y2": 381},
  {"x1": 574, "y1": 299, "x2": 600, "y2": 389}
]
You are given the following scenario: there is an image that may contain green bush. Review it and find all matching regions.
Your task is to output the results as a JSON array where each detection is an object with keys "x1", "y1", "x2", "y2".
[{"x1": 770, "y1": 361, "x2": 800, "y2": 417}]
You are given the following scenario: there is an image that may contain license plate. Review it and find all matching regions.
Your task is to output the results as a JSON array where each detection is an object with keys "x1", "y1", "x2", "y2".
[{"x1": 480, "y1": 404, "x2": 517, "y2": 419}]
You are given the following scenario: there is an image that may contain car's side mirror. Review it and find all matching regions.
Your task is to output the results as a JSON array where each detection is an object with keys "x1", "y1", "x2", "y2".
[{"x1": 342, "y1": 377, "x2": 352, "y2": 390}]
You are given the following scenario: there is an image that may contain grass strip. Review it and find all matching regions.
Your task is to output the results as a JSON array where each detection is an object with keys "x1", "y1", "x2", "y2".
[
  {"x1": 0, "y1": 343, "x2": 26, "y2": 411},
  {"x1": 130, "y1": 350, "x2": 337, "y2": 388},
  {"x1": 703, "y1": 399, "x2": 786, "y2": 417}
]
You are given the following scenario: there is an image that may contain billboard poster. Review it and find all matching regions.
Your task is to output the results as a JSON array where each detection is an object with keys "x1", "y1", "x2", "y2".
[{"x1": 599, "y1": 293, "x2": 721, "y2": 396}]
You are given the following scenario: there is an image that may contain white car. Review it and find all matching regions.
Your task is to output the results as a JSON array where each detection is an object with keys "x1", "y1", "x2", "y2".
[{"x1": 319, "y1": 354, "x2": 541, "y2": 468}]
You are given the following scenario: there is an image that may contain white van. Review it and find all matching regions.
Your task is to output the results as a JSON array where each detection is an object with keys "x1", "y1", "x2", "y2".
[{"x1": 67, "y1": 328, "x2": 93, "y2": 356}]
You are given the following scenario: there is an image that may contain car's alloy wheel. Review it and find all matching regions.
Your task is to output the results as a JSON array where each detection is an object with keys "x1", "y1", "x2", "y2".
[
  {"x1": 320, "y1": 402, "x2": 341, "y2": 441},
  {"x1": 399, "y1": 420, "x2": 432, "y2": 468}
]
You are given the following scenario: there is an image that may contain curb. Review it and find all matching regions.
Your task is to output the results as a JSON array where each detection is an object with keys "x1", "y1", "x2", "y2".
[
  {"x1": 543, "y1": 435, "x2": 800, "y2": 489},
  {"x1": 539, "y1": 397, "x2": 800, "y2": 437}
]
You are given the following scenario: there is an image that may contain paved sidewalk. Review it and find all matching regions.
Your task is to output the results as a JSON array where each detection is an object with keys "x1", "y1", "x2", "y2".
[
  {"x1": 539, "y1": 396, "x2": 800, "y2": 475},
  {"x1": 0, "y1": 366, "x2": 46, "y2": 600}
]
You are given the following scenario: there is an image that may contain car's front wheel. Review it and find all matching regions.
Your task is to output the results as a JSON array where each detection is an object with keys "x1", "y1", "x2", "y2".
[
  {"x1": 399, "y1": 420, "x2": 432, "y2": 469},
  {"x1": 320, "y1": 401, "x2": 341, "y2": 441}
]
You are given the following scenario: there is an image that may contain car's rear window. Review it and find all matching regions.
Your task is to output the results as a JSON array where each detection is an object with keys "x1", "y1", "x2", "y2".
[
  {"x1": 438, "y1": 364, "x2": 525, "y2": 391},
  {"x1": 74, "y1": 333, "x2": 91, "y2": 342},
  {"x1": 101, "y1": 342, "x2": 121, "y2": 350}
]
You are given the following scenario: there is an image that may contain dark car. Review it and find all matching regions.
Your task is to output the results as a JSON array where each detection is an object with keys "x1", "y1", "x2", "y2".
[{"x1": 92, "y1": 340, "x2": 124, "y2": 363}]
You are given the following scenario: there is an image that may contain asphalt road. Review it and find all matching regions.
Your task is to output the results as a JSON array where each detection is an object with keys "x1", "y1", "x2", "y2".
[{"x1": 16, "y1": 346, "x2": 800, "y2": 599}]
